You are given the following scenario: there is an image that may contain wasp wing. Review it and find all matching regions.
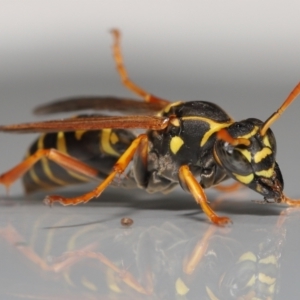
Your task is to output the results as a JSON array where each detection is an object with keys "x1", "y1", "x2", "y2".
[
  {"x1": 34, "y1": 96, "x2": 169, "y2": 115},
  {"x1": 0, "y1": 115, "x2": 169, "y2": 133}
]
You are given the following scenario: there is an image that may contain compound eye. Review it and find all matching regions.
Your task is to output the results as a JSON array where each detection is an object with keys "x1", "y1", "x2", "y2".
[{"x1": 215, "y1": 141, "x2": 252, "y2": 175}]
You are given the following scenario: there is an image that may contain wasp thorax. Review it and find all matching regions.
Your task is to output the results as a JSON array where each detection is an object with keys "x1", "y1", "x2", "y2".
[{"x1": 214, "y1": 118, "x2": 284, "y2": 200}]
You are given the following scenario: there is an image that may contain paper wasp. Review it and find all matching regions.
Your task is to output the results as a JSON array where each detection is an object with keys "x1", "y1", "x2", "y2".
[{"x1": 0, "y1": 29, "x2": 300, "y2": 225}]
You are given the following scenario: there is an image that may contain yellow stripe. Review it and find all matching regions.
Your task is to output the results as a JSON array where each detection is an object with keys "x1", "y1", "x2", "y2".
[
  {"x1": 38, "y1": 134, "x2": 67, "y2": 186},
  {"x1": 233, "y1": 173, "x2": 254, "y2": 184},
  {"x1": 100, "y1": 129, "x2": 120, "y2": 157},
  {"x1": 170, "y1": 136, "x2": 184, "y2": 154},
  {"x1": 75, "y1": 130, "x2": 86, "y2": 140},
  {"x1": 237, "y1": 126, "x2": 259, "y2": 139},
  {"x1": 158, "y1": 101, "x2": 182, "y2": 116},
  {"x1": 28, "y1": 168, "x2": 52, "y2": 190},
  {"x1": 56, "y1": 132, "x2": 90, "y2": 182},
  {"x1": 255, "y1": 166, "x2": 274, "y2": 178},
  {"x1": 181, "y1": 116, "x2": 233, "y2": 147},
  {"x1": 81, "y1": 276, "x2": 98, "y2": 291},
  {"x1": 254, "y1": 147, "x2": 272, "y2": 163}
]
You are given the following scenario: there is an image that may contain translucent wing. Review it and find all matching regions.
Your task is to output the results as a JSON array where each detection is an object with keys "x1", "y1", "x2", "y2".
[
  {"x1": 0, "y1": 115, "x2": 169, "y2": 133},
  {"x1": 34, "y1": 96, "x2": 168, "y2": 115}
]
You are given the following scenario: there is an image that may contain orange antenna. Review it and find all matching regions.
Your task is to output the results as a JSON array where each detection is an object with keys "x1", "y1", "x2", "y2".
[{"x1": 260, "y1": 82, "x2": 300, "y2": 136}]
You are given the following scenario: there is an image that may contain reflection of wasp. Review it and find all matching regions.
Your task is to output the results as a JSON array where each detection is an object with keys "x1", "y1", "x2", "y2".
[
  {"x1": 0, "y1": 203, "x2": 290, "y2": 299},
  {"x1": 0, "y1": 29, "x2": 300, "y2": 224}
]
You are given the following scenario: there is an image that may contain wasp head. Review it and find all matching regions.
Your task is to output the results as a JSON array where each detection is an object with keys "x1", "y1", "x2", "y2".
[{"x1": 213, "y1": 118, "x2": 284, "y2": 202}]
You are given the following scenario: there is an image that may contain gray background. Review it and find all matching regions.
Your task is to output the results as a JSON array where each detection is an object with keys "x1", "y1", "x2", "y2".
[{"x1": 0, "y1": 1, "x2": 300, "y2": 299}]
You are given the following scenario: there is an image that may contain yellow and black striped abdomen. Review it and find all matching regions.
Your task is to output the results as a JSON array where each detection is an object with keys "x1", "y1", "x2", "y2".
[{"x1": 22, "y1": 128, "x2": 136, "y2": 193}]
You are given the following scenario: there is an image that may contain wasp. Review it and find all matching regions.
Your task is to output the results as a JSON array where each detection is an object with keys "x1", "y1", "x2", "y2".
[{"x1": 0, "y1": 29, "x2": 300, "y2": 225}]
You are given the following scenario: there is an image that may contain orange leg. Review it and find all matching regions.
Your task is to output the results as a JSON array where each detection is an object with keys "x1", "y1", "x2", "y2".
[
  {"x1": 111, "y1": 29, "x2": 169, "y2": 106},
  {"x1": 59, "y1": 250, "x2": 150, "y2": 295},
  {"x1": 45, "y1": 134, "x2": 148, "y2": 206},
  {"x1": 0, "y1": 149, "x2": 99, "y2": 192},
  {"x1": 214, "y1": 181, "x2": 243, "y2": 192},
  {"x1": 179, "y1": 165, "x2": 231, "y2": 225}
]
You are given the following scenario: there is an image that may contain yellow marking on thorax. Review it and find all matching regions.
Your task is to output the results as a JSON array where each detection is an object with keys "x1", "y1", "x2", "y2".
[
  {"x1": 237, "y1": 148, "x2": 252, "y2": 162},
  {"x1": 237, "y1": 126, "x2": 259, "y2": 139},
  {"x1": 170, "y1": 136, "x2": 184, "y2": 154},
  {"x1": 159, "y1": 101, "x2": 183, "y2": 115},
  {"x1": 110, "y1": 131, "x2": 119, "y2": 144},
  {"x1": 75, "y1": 130, "x2": 86, "y2": 140},
  {"x1": 181, "y1": 116, "x2": 233, "y2": 147},
  {"x1": 255, "y1": 166, "x2": 274, "y2": 178},
  {"x1": 233, "y1": 173, "x2": 254, "y2": 184},
  {"x1": 38, "y1": 134, "x2": 68, "y2": 186},
  {"x1": 100, "y1": 129, "x2": 120, "y2": 157},
  {"x1": 254, "y1": 147, "x2": 272, "y2": 163},
  {"x1": 170, "y1": 117, "x2": 180, "y2": 127},
  {"x1": 56, "y1": 132, "x2": 90, "y2": 182}
]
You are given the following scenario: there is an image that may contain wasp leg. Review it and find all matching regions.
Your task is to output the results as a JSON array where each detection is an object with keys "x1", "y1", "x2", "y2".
[
  {"x1": 0, "y1": 149, "x2": 99, "y2": 192},
  {"x1": 45, "y1": 134, "x2": 148, "y2": 206},
  {"x1": 183, "y1": 224, "x2": 217, "y2": 274},
  {"x1": 59, "y1": 250, "x2": 150, "y2": 295},
  {"x1": 111, "y1": 29, "x2": 169, "y2": 106},
  {"x1": 179, "y1": 165, "x2": 232, "y2": 225},
  {"x1": 214, "y1": 181, "x2": 243, "y2": 192}
]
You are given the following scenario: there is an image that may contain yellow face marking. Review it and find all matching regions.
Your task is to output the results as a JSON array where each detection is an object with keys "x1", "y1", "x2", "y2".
[
  {"x1": 56, "y1": 132, "x2": 90, "y2": 182},
  {"x1": 238, "y1": 251, "x2": 257, "y2": 263},
  {"x1": 258, "y1": 273, "x2": 276, "y2": 285},
  {"x1": 233, "y1": 173, "x2": 254, "y2": 184},
  {"x1": 237, "y1": 126, "x2": 259, "y2": 139},
  {"x1": 237, "y1": 148, "x2": 252, "y2": 162},
  {"x1": 255, "y1": 166, "x2": 274, "y2": 178},
  {"x1": 38, "y1": 134, "x2": 67, "y2": 186},
  {"x1": 181, "y1": 116, "x2": 233, "y2": 147},
  {"x1": 254, "y1": 147, "x2": 272, "y2": 163},
  {"x1": 170, "y1": 136, "x2": 184, "y2": 154},
  {"x1": 100, "y1": 129, "x2": 120, "y2": 157},
  {"x1": 263, "y1": 135, "x2": 271, "y2": 148},
  {"x1": 75, "y1": 130, "x2": 86, "y2": 140},
  {"x1": 110, "y1": 132, "x2": 119, "y2": 144},
  {"x1": 175, "y1": 278, "x2": 190, "y2": 295}
]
